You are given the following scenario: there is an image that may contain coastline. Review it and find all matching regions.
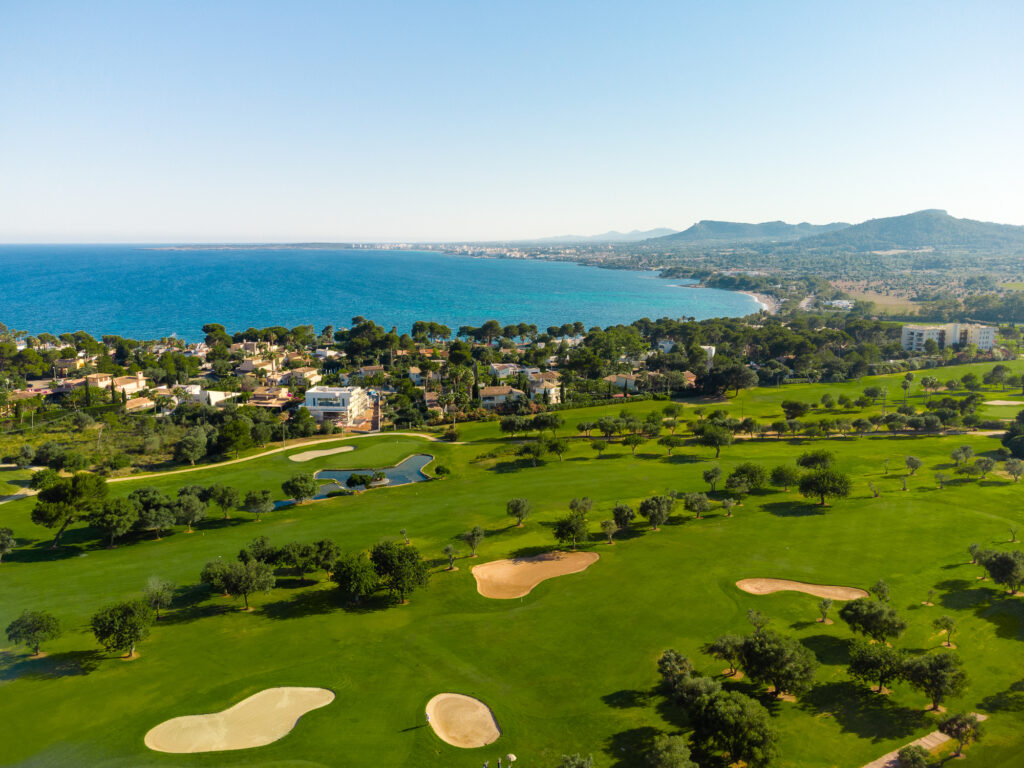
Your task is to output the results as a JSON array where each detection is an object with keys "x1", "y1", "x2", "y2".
[{"x1": 738, "y1": 291, "x2": 780, "y2": 315}]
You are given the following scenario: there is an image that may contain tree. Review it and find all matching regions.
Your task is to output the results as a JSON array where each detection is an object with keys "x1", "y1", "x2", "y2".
[
  {"x1": 796, "y1": 449, "x2": 835, "y2": 469},
  {"x1": 724, "y1": 474, "x2": 750, "y2": 504},
  {"x1": 702, "y1": 465, "x2": 722, "y2": 492},
  {"x1": 174, "y1": 426, "x2": 208, "y2": 465},
  {"x1": 639, "y1": 495, "x2": 675, "y2": 530},
  {"x1": 839, "y1": 598, "x2": 908, "y2": 643},
  {"x1": 14, "y1": 444, "x2": 35, "y2": 469},
  {"x1": 91, "y1": 600, "x2": 154, "y2": 657},
  {"x1": 200, "y1": 559, "x2": 232, "y2": 594},
  {"x1": 546, "y1": 437, "x2": 570, "y2": 461},
  {"x1": 818, "y1": 598, "x2": 832, "y2": 623},
  {"x1": 281, "y1": 474, "x2": 317, "y2": 505},
  {"x1": 590, "y1": 439, "x2": 608, "y2": 458},
  {"x1": 658, "y1": 435, "x2": 685, "y2": 456},
  {"x1": 518, "y1": 442, "x2": 544, "y2": 467},
  {"x1": 601, "y1": 519, "x2": 617, "y2": 544},
  {"x1": 506, "y1": 497, "x2": 531, "y2": 526},
  {"x1": 463, "y1": 526, "x2": 485, "y2": 556},
  {"x1": 32, "y1": 472, "x2": 108, "y2": 548},
  {"x1": 769, "y1": 464, "x2": 800, "y2": 491},
  {"x1": 691, "y1": 689, "x2": 778, "y2": 768},
  {"x1": 612, "y1": 503, "x2": 635, "y2": 531},
  {"x1": 975, "y1": 456, "x2": 996, "y2": 478},
  {"x1": 897, "y1": 744, "x2": 929, "y2": 768},
  {"x1": 174, "y1": 492, "x2": 207, "y2": 532},
  {"x1": 370, "y1": 541, "x2": 429, "y2": 602},
  {"x1": 699, "y1": 425, "x2": 733, "y2": 458},
  {"x1": 646, "y1": 734, "x2": 697, "y2": 768},
  {"x1": 333, "y1": 552, "x2": 379, "y2": 603},
  {"x1": 218, "y1": 418, "x2": 253, "y2": 457},
  {"x1": 243, "y1": 489, "x2": 275, "y2": 522},
  {"x1": 89, "y1": 497, "x2": 139, "y2": 547},
  {"x1": 739, "y1": 629, "x2": 818, "y2": 698},
  {"x1": 705, "y1": 633, "x2": 743, "y2": 675},
  {"x1": 223, "y1": 560, "x2": 276, "y2": 609},
  {"x1": 906, "y1": 652, "x2": 967, "y2": 710},
  {"x1": 682, "y1": 492, "x2": 711, "y2": 520},
  {"x1": 933, "y1": 615, "x2": 957, "y2": 647},
  {"x1": 623, "y1": 433, "x2": 646, "y2": 456},
  {"x1": 798, "y1": 468, "x2": 851, "y2": 506},
  {"x1": 729, "y1": 462, "x2": 768, "y2": 490},
  {"x1": 554, "y1": 511, "x2": 588, "y2": 549},
  {"x1": 938, "y1": 712, "x2": 983, "y2": 757},
  {"x1": 904, "y1": 456, "x2": 923, "y2": 475},
  {"x1": 443, "y1": 543, "x2": 457, "y2": 569},
  {"x1": 207, "y1": 483, "x2": 241, "y2": 518},
  {"x1": 0, "y1": 527, "x2": 14, "y2": 563},
  {"x1": 570, "y1": 497, "x2": 593, "y2": 517},
  {"x1": 129, "y1": 487, "x2": 176, "y2": 539},
  {"x1": 28, "y1": 467, "x2": 61, "y2": 491},
  {"x1": 5, "y1": 610, "x2": 61, "y2": 655},
  {"x1": 870, "y1": 579, "x2": 891, "y2": 602},
  {"x1": 1006, "y1": 458, "x2": 1024, "y2": 482},
  {"x1": 143, "y1": 577, "x2": 176, "y2": 619},
  {"x1": 279, "y1": 541, "x2": 318, "y2": 582},
  {"x1": 847, "y1": 640, "x2": 907, "y2": 693},
  {"x1": 980, "y1": 549, "x2": 1024, "y2": 593}
]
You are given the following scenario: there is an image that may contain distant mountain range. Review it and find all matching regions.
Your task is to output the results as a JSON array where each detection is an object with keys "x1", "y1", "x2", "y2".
[
  {"x1": 794, "y1": 209, "x2": 1024, "y2": 250},
  {"x1": 526, "y1": 228, "x2": 678, "y2": 243},
  {"x1": 651, "y1": 220, "x2": 849, "y2": 243}
]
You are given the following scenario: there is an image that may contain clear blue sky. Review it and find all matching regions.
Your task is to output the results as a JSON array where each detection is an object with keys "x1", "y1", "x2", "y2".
[{"x1": 1, "y1": 1, "x2": 1021, "y2": 242}]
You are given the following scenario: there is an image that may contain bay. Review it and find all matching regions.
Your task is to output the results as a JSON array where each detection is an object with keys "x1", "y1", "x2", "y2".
[{"x1": 0, "y1": 245, "x2": 759, "y2": 342}]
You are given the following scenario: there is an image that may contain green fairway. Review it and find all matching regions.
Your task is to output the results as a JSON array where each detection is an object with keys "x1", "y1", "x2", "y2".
[{"x1": 2, "y1": 364, "x2": 1024, "y2": 767}]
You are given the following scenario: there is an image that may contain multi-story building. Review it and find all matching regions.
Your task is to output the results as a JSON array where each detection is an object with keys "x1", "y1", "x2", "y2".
[
  {"x1": 901, "y1": 323, "x2": 996, "y2": 352},
  {"x1": 302, "y1": 386, "x2": 369, "y2": 425}
]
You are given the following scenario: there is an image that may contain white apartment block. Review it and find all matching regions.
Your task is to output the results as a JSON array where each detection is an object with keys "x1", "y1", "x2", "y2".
[
  {"x1": 901, "y1": 323, "x2": 996, "y2": 352},
  {"x1": 302, "y1": 385, "x2": 370, "y2": 425}
]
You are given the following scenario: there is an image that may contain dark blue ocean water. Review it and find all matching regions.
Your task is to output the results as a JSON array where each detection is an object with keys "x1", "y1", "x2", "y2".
[{"x1": 0, "y1": 245, "x2": 759, "y2": 342}]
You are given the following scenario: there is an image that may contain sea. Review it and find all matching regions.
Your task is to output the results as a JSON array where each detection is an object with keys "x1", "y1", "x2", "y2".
[{"x1": 0, "y1": 245, "x2": 760, "y2": 342}]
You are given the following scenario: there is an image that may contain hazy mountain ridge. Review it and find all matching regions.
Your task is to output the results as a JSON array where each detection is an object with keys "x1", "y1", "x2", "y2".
[
  {"x1": 794, "y1": 209, "x2": 1024, "y2": 250},
  {"x1": 526, "y1": 228, "x2": 678, "y2": 243},
  {"x1": 653, "y1": 220, "x2": 850, "y2": 243}
]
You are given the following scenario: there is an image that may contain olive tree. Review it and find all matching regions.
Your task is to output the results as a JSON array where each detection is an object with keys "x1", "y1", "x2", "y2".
[{"x1": 5, "y1": 610, "x2": 61, "y2": 656}]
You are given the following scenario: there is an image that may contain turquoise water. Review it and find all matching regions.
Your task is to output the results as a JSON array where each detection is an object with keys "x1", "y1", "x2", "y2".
[
  {"x1": 275, "y1": 453, "x2": 433, "y2": 506},
  {"x1": 0, "y1": 245, "x2": 759, "y2": 341},
  {"x1": 316, "y1": 453, "x2": 434, "y2": 488}
]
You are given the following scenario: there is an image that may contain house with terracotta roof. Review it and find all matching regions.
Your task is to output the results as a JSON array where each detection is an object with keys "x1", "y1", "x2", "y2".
[
  {"x1": 479, "y1": 385, "x2": 525, "y2": 408},
  {"x1": 288, "y1": 366, "x2": 322, "y2": 387},
  {"x1": 248, "y1": 386, "x2": 292, "y2": 409},
  {"x1": 530, "y1": 379, "x2": 561, "y2": 404},
  {"x1": 113, "y1": 372, "x2": 149, "y2": 397}
]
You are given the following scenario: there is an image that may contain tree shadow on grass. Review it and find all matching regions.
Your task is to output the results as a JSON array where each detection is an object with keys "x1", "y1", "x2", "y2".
[
  {"x1": 604, "y1": 727, "x2": 663, "y2": 768},
  {"x1": 0, "y1": 649, "x2": 103, "y2": 682},
  {"x1": 978, "y1": 679, "x2": 1024, "y2": 712},
  {"x1": 663, "y1": 454, "x2": 701, "y2": 465},
  {"x1": 800, "y1": 634, "x2": 851, "y2": 666},
  {"x1": 602, "y1": 689, "x2": 651, "y2": 709},
  {"x1": 763, "y1": 501, "x2": 825, "y2": 517},
  {"x1": 799, "y1": 681, "x2": 928, "y2": 740},
  {"x1": 976, "y1": 599, "x2": 1024, "y2": 641},
  {"x1": 258, "y1": 587, "x2": 341, "y2": 620},
  {"x1": 488, "y1": 459, "x2": 536, "y2": 473},
  {"x1": 935, "y1": 579, "x2": 998, "y2": 611}
]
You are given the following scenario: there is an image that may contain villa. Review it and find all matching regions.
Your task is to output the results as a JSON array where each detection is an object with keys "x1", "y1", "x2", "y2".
[
  {"x1": 302, "y1": 385, "x2": 370, "y2": 425},
  {"x1": 248, "y1": 386, "x2": 292, "y2": 409},
  {"x1": 479, "y1": 385, "x2": 525, "y2": 408}
]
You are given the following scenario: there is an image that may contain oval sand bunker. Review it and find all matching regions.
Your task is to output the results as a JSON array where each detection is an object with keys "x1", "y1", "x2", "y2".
[
  {"x1": 736, "y1": 578, "x2": 868, "y2": 601},
  {"x1": 426, "y1": 693, "x2": 501, "y2": 748},
  {"x1": 144, "y1": 687, "x2": 334, "y2": 753},
  {"x1": 472, "y1": 551, "x2": 600, "y2": 599},
  {"x1": 288, "y1": 445, "x2": 355, "y2": 462}
]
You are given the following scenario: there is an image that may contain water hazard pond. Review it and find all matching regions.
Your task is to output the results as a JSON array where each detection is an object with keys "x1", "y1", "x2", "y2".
[{"x1": 277, "y1": 454, "x2": 434, "y2": 507}]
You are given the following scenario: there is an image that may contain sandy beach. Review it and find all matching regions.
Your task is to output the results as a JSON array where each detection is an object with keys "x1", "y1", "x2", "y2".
[{"x1": 739, "y1": 291, "x2": 781, "y2": 314}]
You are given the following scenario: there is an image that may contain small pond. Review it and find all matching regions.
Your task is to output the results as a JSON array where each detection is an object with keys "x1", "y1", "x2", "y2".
[{"x1": 276, "y1": 454, "x2": 434, "y2": 507}]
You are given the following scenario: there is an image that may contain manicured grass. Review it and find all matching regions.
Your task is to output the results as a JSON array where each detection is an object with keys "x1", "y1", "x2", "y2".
[{"x1": 2, "y1": 363, "x2": 1024, "y2": 767}]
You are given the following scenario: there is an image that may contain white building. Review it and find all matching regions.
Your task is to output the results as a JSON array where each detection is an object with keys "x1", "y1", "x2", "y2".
[
  {"x1": 901, "y1": 323, "x2": 996, "y2": 352},
  {"x1": 302, "y1": 385, "x2": 370, "y2": 425}
]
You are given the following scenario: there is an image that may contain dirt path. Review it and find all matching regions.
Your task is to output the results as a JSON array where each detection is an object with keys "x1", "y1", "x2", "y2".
[{"x1": 106, "y1": 432, "x2": 442, "y2": 484}]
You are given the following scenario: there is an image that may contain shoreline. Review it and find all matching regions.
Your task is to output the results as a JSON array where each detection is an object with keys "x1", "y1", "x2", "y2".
[{"x1": 738, "y1": 290, "x2": 780, "y2": 315}]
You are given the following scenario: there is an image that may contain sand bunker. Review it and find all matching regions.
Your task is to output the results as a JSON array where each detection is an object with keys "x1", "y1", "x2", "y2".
[
  {"x1": 426, "y1": 693, "x2": 501, "y2": 748},
  {"x1": 144, "y1": 687, "x2": 334, "y2": 753},
  {"x1": 736, "y1": 578, "x2": 869, "y2": 601},
  {"x1": 987, "y1": 400, "x2": 1024, "y2": 406},
  {"x1": 472, "y1": 551, "x2": 599, "y2": 599},
  {"x1": 288, "y1": 445, "x2": 354, "y2": 462}
]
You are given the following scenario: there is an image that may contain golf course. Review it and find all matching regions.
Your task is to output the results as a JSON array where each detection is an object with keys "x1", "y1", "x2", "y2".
[{"x1": 2, "y1": 362, "x2": 1024, "y2": 767}]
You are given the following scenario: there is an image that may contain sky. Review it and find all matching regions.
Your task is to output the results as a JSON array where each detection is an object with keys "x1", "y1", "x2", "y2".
[{"x1": 1, "y1": 1, "x2": 1022, "y2": 243}]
